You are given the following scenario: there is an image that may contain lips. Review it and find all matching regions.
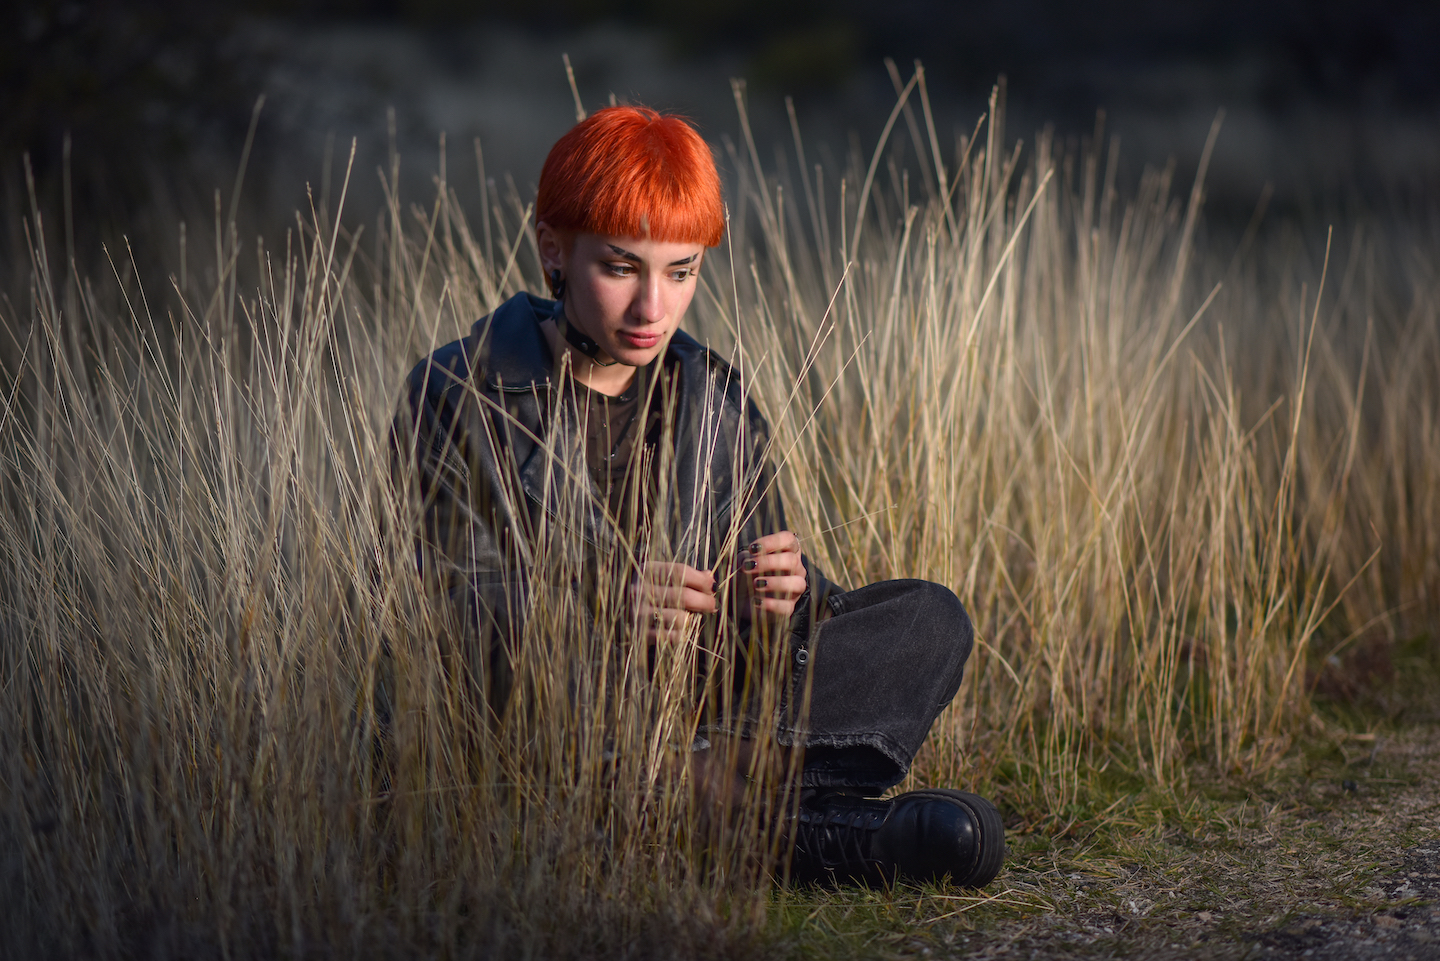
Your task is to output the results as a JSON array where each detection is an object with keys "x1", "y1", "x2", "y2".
[{"x1": 618, "y1": 329, "x2": 663, "y2": 350}]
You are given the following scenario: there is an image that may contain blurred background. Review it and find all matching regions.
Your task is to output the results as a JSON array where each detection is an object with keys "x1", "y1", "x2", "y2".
[{"x1": 5, "y1": 0, "x2": 1439, "y2": 264}]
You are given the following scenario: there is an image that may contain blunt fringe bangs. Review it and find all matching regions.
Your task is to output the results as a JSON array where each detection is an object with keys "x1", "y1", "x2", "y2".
[{"x1": 536, "y1": 106, "x2": 725, "y2": 247}]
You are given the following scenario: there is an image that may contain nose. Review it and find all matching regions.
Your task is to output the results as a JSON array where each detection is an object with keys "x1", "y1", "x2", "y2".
[{"x1": 631, "y1": 272, "x2": 667, "y2": 324}]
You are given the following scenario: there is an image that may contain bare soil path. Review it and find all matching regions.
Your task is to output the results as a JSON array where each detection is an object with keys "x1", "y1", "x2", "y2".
[
  {"x1": 792, "y1": 724, "x2": 1440, "y2": 960},
  {"x1": 988, "y1": 726, "x2": 1440, "y2": 959}
]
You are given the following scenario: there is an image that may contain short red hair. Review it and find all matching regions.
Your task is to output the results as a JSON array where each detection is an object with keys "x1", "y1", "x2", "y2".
[{"x1": 536, "y1": 106, "x2": 725, "y2": 247}]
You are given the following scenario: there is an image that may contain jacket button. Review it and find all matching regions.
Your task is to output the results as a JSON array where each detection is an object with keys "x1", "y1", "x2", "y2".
[{"x1": 794, "y1": 647, "x2": 809, "y2": 667}]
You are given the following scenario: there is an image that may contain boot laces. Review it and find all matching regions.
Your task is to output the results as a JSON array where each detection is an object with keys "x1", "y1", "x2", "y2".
[{"x1": 792, "y1": 795, "x2": 887, "y2": 874}]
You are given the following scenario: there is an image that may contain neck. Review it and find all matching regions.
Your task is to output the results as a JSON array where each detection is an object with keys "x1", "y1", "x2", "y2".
[{"x1": 540, "y1": 319, "x2": 637, "y2": 397}]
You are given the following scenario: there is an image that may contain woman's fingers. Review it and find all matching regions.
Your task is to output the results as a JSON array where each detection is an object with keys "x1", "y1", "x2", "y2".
[
  {"x1": 637, "y1": 604, "x2": 688, "y2": 627},
  {"x1": 637, "y1": 561, "x2": 718, "y2": 614},
  {"x1": 746, "y1": 531, "x2": 802, "y2": 557},
  {"x1": 641, "y1": 561, "x2": 715, "y2": 592},
  {"x1": 747, "y1": 573, "x2": 806, "y2": 621},
  {"x1": 736, "y1": 531, "x2": 807, "y2": 622},
  {"x1": 739, "y1": 550, "x2": 804, "y2": 578},
  {"x1": 635, "y1": 580, "x2": 718, "y2": 614},
  {"x1": 740, "y1": 531, "x2": 805, "y2": 578},
  {"x1": 748, "y1": 574, "x2": 807, "y2": 600},
  {"x1": 638, "y1": 603, "x2": 692, "y2": 643},
  {"x1": 682, "y1": 589, "x2": 718, "y2": 613},
  {"x1": 633, "y1": 547, "x2": 805, "y2": 630},
  {"x1": 681, "y1": 564, "x2": 719, "y2": 594}
]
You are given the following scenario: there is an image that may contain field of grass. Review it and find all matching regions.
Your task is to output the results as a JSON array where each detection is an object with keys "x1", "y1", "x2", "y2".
[{"x1": 2, "y1": 72, "x2": 1438, "y2": 958}]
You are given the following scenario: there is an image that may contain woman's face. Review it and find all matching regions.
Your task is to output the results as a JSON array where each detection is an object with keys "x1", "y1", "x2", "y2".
[{"x1": 539, "y1": 227, "x2": 706, "y2": 369}]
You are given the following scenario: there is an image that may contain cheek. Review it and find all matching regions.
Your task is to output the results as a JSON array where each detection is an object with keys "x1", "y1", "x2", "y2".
[
  {"x1": 594, "y1": 282, "x2": 634, "y2": 322},
  {"x1": 669, "y1": 283, "x2": 698, "y2": 320},
  {"x1": 574, "y1": 273, "x2": 623, "y2": 317}
]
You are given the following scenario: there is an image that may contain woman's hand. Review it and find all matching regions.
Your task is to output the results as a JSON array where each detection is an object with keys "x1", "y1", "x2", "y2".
[
  {"x1": 737, "y1": 531, "x2": 807, "y2": 622},
  {"x1": 634, "y1": 561, "x2": 717, "y2": 643}
]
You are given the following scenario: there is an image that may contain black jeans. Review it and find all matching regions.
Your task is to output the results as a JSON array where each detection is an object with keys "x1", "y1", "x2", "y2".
[
  {"x1": 780, "y1": 578, "x2": 974, "y2": 792},
  {"x1": 431, "y1": 574, "x2": 972, "y2": 795}
]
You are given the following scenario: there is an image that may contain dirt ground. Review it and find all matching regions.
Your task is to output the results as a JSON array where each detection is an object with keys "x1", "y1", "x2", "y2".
[
  {"x1": 931, "y1": 726, "x2": 1440, "y2": 959},
  {"x1": 798, "y1": 722, "x2": 1440, "y2": 960}
]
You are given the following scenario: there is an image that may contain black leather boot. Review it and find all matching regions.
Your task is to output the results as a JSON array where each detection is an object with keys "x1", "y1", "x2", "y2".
[{"x1": 786, "y1": 788, "x2": 1005, "y2": 887}]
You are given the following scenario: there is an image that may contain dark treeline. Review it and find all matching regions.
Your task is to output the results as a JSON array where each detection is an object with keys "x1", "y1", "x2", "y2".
[
  {"x1": 3, "y1": 0, "x2": 1438, "y2": 271},
  {"x1": 3, "y1": 2, "x2": 257, "y2": 250}
]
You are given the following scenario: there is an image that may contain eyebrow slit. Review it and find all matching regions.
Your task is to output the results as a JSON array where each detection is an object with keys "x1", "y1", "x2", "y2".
[{"x1": 605, "y1": 244, "x2": 699, "y2": 267}]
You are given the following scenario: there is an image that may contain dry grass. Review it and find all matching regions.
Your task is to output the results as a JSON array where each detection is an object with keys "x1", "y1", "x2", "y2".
[{"x1": 2, "y1": 69, "x2": 1438, "y2": 958}]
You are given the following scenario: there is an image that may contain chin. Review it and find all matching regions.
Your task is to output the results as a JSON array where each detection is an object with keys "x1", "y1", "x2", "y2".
[{"x1": 617, "y1": 348, "x2": 665, "y2": 368}]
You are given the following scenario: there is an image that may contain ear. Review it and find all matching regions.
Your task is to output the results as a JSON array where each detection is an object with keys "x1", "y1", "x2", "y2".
[{"x1": 535, "y1": 222, "x2": 570, "y2": 276}]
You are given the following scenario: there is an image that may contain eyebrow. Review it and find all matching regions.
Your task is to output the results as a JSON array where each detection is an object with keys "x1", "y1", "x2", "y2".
[{"x1": 607, "y1": 244, "x2": 698, "y2": 267}]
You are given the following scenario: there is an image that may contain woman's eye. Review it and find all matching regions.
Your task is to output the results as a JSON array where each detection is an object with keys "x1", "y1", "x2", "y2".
[
  {"x1": 606, "y1": 262, "x2": 635, "y2": 277},
  {"x1": 670, "y1": 268, "x2": 694, "y2": 282}
]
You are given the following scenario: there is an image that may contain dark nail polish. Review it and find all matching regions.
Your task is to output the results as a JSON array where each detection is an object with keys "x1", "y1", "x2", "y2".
[
  {"x1": 749, "y1": 542, "x2": 760, "y2": 553},
  {"x1": 755, "y1": 578, "x2": 767, "y2": 588},
  {"x1": 742, "y1": 558, "x2": 756, "y2": 571},
  {"x1": 712, "y1": 576, "x2": 719, "y2": 593}
]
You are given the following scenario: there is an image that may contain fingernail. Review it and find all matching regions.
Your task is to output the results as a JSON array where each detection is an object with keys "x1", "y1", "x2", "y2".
[
  {"x1": 712, "y1": 576, "x2": 719, "y2": 593},
  {"x1": 749, "y1": 542, "x2": 760, "y2": 553},
  {"x1": 742, "y1": 558, "x2": 756, "y2": 571},
  {"x1": 753, "y1": 597, "x2": 764, "y2": 607},
  {"x1": 755, "y1": 578, "x2": 767, "y2": 588}
]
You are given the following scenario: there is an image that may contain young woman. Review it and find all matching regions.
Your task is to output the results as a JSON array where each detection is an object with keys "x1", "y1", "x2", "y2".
[{"x1": 398, "y1": 105, "x2": 1003, "y2": 887}]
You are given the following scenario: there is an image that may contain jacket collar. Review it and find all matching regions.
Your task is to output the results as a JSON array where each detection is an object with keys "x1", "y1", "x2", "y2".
[
  {"x1": 478, "y1": 290, "x2": 711, "y2": 392},
  {"x1": 480, "y1": 292, "x2": 559, "y2": 392}
]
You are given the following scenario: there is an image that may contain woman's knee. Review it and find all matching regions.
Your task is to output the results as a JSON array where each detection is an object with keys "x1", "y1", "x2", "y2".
[{"x1": 910, "y1": 579, "x2": 974, "y2": 661}]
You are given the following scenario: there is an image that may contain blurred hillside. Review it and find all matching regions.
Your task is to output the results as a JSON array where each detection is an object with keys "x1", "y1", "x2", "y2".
[{"x1": 5, "y1": 0, "x2": 1439, "y2": 267}]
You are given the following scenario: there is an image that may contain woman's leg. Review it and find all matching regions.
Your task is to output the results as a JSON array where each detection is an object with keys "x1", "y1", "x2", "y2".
[
  {"x1": 690, "y1": 581, "x2": 1000, "y2": 887},
  {"x1": 785, "y1": 578, "x2": 974, "y2": 792},
  {"x1": 776, "y1": 580, "x2": 1003, "y2": 887}
]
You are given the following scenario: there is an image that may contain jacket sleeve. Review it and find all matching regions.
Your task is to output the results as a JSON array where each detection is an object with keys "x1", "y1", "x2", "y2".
[{"x1": 394, "y1": 357, "x2": 528, "y2": 706}]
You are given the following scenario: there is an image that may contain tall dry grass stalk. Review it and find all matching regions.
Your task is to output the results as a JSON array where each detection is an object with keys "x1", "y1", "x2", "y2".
[
  {"x1": 1, "y1": 71, "x2": 1436, "y2": 955},
  {"x1": 706, "y1": 79, "x2": 1439, "y2": 812}
]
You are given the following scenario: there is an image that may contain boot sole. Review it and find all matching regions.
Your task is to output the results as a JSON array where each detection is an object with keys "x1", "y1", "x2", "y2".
[{"x1": 908, "y1": 789, "x2": 1006, "y2": 887}]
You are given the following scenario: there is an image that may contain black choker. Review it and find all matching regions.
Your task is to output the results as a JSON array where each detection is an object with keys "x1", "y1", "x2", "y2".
[{"x1": 556, "y1": 303, "x2": 619, "y2": 367}]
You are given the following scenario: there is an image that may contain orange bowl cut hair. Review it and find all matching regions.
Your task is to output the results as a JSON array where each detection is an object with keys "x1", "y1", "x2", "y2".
[{"x1": 536, "y1": 106, "x2": 725, "y2": 247}]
